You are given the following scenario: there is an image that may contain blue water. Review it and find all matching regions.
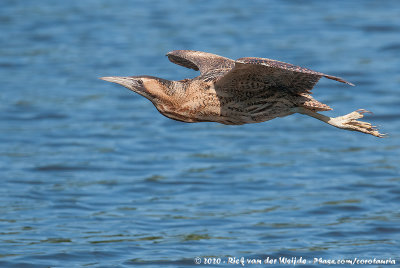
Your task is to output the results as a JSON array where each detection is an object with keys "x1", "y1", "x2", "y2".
[{"x1": 1, "y1": 0, "x2": 400, "y2": 267}]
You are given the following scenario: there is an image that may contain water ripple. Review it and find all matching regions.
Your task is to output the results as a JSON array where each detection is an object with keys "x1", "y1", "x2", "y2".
[{"x1": 1, "y1": 0, "x2": 399, "y2": 266}]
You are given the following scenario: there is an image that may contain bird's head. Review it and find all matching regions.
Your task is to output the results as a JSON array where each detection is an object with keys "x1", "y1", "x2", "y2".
[{"x1": 99, "y1": 75, "x2": 173, "y2": 104}]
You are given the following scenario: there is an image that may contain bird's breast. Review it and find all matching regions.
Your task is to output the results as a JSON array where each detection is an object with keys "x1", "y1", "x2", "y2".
[{"x1": 156, "y1": 82, "x2": 297, "y2": 125}]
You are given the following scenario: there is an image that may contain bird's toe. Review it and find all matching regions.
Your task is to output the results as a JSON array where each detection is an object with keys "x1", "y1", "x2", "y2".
[{"x1": 330, "y1": 110, "x2": 384, "y2": 138}]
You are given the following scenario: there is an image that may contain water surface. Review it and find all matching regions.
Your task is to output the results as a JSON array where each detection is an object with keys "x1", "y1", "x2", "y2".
[{"x1": 1, "y1": 0, "x2": 399, "y2": 267}]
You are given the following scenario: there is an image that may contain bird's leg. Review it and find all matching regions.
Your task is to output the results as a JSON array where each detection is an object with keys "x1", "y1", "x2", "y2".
[{"x1": 294, "y1": 107, "x2": 384, "y2": 137}]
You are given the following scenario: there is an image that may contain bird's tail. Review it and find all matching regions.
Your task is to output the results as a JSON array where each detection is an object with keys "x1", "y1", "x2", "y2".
[{"x1": 297, "y1": 93, "x2": 332, "y2": 111}]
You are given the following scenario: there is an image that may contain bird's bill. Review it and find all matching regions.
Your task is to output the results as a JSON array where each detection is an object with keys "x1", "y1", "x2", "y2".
[{"x1": 99, "y1": 76, "x2": 135, "y2": 89}]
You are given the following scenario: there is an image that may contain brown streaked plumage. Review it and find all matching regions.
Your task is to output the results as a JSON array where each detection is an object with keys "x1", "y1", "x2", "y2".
[{"x1": 100, "y1": 50, "x2": 384, "y2": 137}]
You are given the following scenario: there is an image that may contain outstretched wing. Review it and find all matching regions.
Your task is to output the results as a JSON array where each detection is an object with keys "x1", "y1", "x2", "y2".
[
  {"x1": 166, "y1": 50, "x2": 235, "y2": 75},
  {"x1": 216, "y1": 57, "x2": 354, "y2": 94}
]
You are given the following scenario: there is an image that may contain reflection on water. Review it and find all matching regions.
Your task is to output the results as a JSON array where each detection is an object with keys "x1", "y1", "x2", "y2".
[{"x1": 1, "y1": 0, "x2": 400, "y2": 266}]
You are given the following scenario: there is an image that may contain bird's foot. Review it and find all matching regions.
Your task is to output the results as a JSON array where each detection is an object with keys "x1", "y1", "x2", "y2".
[{"x1": 329, "y1": 109, "x2": 385, "y2": 137}]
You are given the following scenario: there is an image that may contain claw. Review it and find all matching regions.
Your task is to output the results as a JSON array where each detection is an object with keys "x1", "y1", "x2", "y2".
[
  {"x1": 329, "y1": 109, "x2": 384, "y2": 138},
  {"x1": 356, "y1": 109, "x2": 373, "y2": 115},
  {"x1": 297, "y1": 107, "x2": 385, "y2": 137}
]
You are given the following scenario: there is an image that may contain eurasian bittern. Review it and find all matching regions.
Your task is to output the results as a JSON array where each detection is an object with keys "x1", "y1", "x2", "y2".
[{"x1": 100, "y1": 50, "x2": 383, "y2": 137}]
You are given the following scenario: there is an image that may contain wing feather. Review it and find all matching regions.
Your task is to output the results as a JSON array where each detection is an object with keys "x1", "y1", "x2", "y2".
[
  {"x1": 237, "y1": 57, "x2": 354, "y2": 86},
  {"x1": 166, "y1": 50, "x2": 234, "y2": 75},
  {"x1": 215, "y1": 57, "x2": 354, "y2": 95}
]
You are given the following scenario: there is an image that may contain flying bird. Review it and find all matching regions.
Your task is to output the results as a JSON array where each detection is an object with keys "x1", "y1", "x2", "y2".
[{"x1": 100, "y1": 50, "x2": 383, "y2": 137}]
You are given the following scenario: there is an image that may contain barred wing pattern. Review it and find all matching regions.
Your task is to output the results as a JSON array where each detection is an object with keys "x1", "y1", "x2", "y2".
[
  {"x1": 166, "y1": 50, "x2": 235, "y2": 75},
  {"x1": 218, "y1": 57, "x2": 354, "y2": 94}
]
